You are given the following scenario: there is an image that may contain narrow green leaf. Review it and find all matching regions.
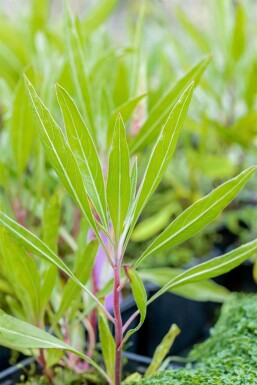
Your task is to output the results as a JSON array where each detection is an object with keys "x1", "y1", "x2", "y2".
[
  {"x1": 56, "y1": 84, "x2": 108, "y2": 227},
  {"x1": 11, "y1": 77, "x2": 34, "y2": 176},
  {"x1": 65, "y1": 6, "x2": 95, "y2": 136},
  {"x1": 98, "y1": 308, "x2": 116, "y2": 382},
  {"x1": 135, "y1": 166, "x2": 256, "y2": 268},
  {"x1": 130, "y1": 4, "x2": 145, "y2": 97},
  {"x1": 123, "y1": 266, "x2": 147, "y2": 345},
  {"x1": 24, "y1": 76, "x2": 99, "y2": 240},
  {"x1": 130, "y1": 55, "x2": 210, "y2": 153},
  {"x1": 107, "y1": 114, "x2": 131, "y2": 239},
  {"x1": 52, "y1": 241, "x2": 98, "y2": 326},
  {"x1": 0, "y1": 231, "x2": 40, "y2": 323},
  {"x1": 145, "y1": 324, "x2": 180, "y2": 377},
  {"x1": 128, "y1": 83, "x2": 194, "y2": 243},
  {"x1": 231, "y1": 3, "x2": 246, "y2": 61},
  {"x1": 82, "y1": 0, "x2": 118, "y2": 34},
  {"x1": 0, "y1": 212, "x2": 106, "y2": 314},
  {"x1": 139, "y1": 268, "x2": 230, "y2": 302},
  {"x1": 148, "y1": 238, "x2": 257, "y2": 304},
  {"x1": 0, "y1": 312, "x2": 110, "y2": 384}
]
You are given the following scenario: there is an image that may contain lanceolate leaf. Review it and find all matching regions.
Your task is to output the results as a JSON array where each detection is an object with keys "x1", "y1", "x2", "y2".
[
  {"x1": 24, "y1": 76, "x2": 100, "y2": 242},
  {"x1": 148, "y1": 238, "x2": 257, "y2": 304},
  {"x1": 127, "y1": 83, "x2": 194, "y2": 243},
  {"x1": 65, "y1": 6, "x2": 95, "y2": 137},
  {"x1": 123, "y1": 267, "x2": 147, "y2": 345},
  {"x1": 98, "y1": 308, "x2": 116, "y2": 382},
  {"x1": 107, "y1": 114, "x2": 131, "y2": 239},
  {"x1": 134, "y1": 166, "x2": 257, "y2": 268},
  {"x1": 0, "y1": 212, "x2": 108, "y2": 316},
  {"x1": 0, "y1": 312, "x2": 110, "y2": 383},
  {"x1": 130, "y1": 55, "x2": 210, "y2": 153},
  {"x1": 56, "y1": 84, "x2": 108, "y2": 227},
  {"x1": 139, "y1": 268, "x2": 230, "y2": 302}
]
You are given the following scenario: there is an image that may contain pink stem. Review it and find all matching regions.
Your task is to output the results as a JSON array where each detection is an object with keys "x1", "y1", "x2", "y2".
[
  {"x1": 113, "y1": 261, "x2": 123, "y2": 385},
  {"x1": 122, "y1": 309, "x2": 139, "y2": 335}
]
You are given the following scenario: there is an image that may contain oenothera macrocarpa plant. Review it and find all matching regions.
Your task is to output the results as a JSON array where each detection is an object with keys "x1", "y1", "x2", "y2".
[{"x1": 0, "y1": 74, "x2": 257, "y2": 385}]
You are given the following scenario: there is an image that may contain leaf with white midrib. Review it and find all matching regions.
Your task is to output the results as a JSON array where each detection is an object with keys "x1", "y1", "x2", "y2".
[
  {"x1": 56, "y1": 84, "x2": 108, "y2": 228},
  {"x1": 24, "y1": 76, "x2": 105, "y2": 249},
  {"x1": 148, "y1": 238, "x2": 257, "y2": 303},
  {"x1": 134, "y1": 166, "x2": 256, "y2": 268},
  {"x1": 107, "y1": 114, "x2": 131, "y2": 239},
  {"x1": 125, "y1": 83, "x2": 194, "y2": 245}
]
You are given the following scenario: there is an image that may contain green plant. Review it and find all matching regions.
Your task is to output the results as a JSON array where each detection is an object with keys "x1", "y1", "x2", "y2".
[
  {"x1": 0, "y1": 68, "x2": 257, "y2": 385},
  {"x1": 1, "y1": 3, "x2": 257, "y2": 385},
  {"x1": 126, "y1": 293, "x2": 257, "y2": 384},
  {"x1": 128, "y1": 0, "x2": 257, "y2": 268}
]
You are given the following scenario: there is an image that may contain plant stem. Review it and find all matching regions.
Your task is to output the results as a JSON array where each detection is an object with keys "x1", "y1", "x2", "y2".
[{"x1": 113, "y1": 260, "x2": 123, "y2": 385}]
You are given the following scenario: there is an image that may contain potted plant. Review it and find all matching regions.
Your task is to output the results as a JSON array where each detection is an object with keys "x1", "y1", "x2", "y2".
[
  {"x1": 0, "y1": 63, "x2": 257, "y2": 385},
  {"x1": 1, "y1": 2, "x2": 257, "y2": 385}
]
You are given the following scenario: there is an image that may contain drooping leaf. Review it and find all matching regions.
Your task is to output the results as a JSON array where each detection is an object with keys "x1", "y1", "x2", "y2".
[
  {"x1": 145, "y1": 324, "x2": 180, "y2": 377},
  {"x1": 56, "y1": 84, "x2": 108, "y2": 227},
  {"x1": 130, "y1": 55, "x2": 210, "y2": 153},
  {"x1": 123, "y1": 267, "x2": 147, "y2": 345},
  {"x1": 139, "y1": 268, "x2": 230, "y2": 302},
  {"x1": 148, "y1": 238, "x2": 257, "y2": 304},
  {"x1": 128, "y1": 83, "x2": 194, "y2": 243},
  {"x1": 0, "y1": 311, "x2": 110, "y2": 383},
  {"x1": 24, "y1": 76, "x2": 100, "y2": 241},
  {"x1": 107, "y1": 114, "x2": 131, "y2": 239},
  {"x1": 98, "y1": 308, "x2": 116, "y2": 382},
  {"x1": 135, "y1": 166, "x2": 256, "y2": 268}
]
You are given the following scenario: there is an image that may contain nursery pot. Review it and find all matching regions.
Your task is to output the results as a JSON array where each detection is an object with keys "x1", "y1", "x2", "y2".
[
  {"x1": 120, "y1": 283, "x2": 215, "y2": 358},
  {"x1": 0, "y1": 348, "x2": 11, "y2": 372},
  {"x1": 0, "y1": 357, "x2": 34, "y2": 385}
]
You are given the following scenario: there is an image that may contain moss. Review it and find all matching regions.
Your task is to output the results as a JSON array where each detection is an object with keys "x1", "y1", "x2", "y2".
[{"x1": 126, "y1": 294, "x2": 257, "y2": 384}]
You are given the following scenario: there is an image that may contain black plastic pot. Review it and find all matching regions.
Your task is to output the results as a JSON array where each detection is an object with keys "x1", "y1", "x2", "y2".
[
  {"x1": 0, "y1": 352, "x2": 182, "y2": 385},
  {"x1": 0, "y1": 348, "x2": 11, "y2": 372},
  {"x1": 120, "y1": 283, "x2": 215, "y2": 358},
  {"x1": 0, "y1": 357, "x2": 34, "y2": 385}
]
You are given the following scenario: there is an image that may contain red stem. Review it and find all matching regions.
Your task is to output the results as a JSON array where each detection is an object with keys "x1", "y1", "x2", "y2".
[
  {"x1": 122, "y1": 309, "x2": 139, "y2": 335},
  {"x1": 113, "y1": 261, "x2": 123, "y2": 385}
]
